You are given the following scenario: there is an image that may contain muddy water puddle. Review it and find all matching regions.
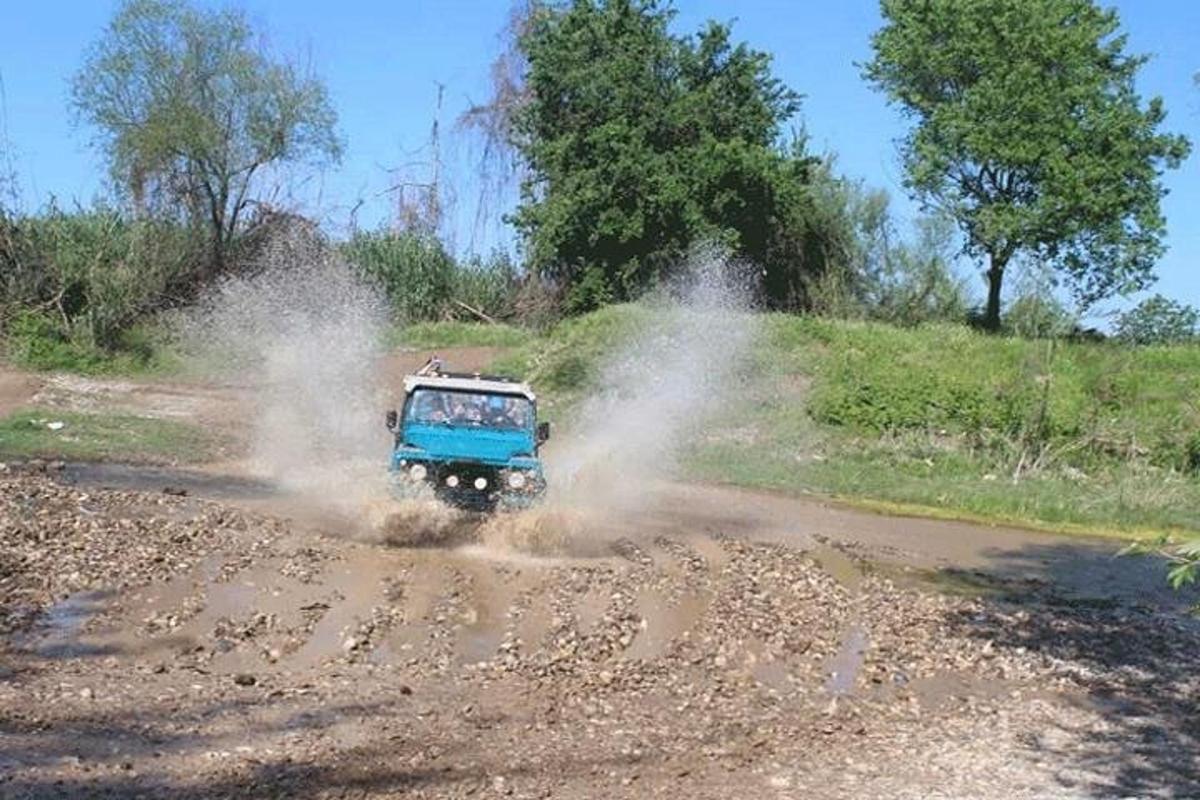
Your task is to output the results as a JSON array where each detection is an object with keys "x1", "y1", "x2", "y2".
[
  {"x1": 452, "y1": 563, "x2": 527, "y2": 665},
  {"x1": 44, "y1": 461, "x2": 1200, "y2": 614},
  {"x1": 808, "y1": 540, "x2": 871, "y2": 697},
  {"x1": 573, "y1": 585, "x2": 611, "y2": 636},
  {"x1": 512, "y1": 589, "x2": 556, "y2": 653},
  {"x1": 809, "y1": 542, "x2": 864, "y2": 592},
  {"x1": 683, "y1": 533, "x2": 730, "y2": 570},
  {"x1": 369, "y1": 560, "x2": 449, "y2": 665},
  {"x1": 14, "y1": 590, "x2": 114, "y2": 658},
  {"x1": 625, "y1": 589, "x2": 710, "y2": 660},
  {"x1": 905, "y1": 671, "x2": 1017, "y2": 712},
  {"x1": 62, "y1": 462, "x2": 278, "y2": 501},
  {"x1": 744, "y1": 638, "x2": 796, "y2": 693},
  {"x1": 824, "y1": 625, "x2": 869, "y2": 696},
  {"x1": 289, "y1": 549, "x2": 408, "y2": 668}
]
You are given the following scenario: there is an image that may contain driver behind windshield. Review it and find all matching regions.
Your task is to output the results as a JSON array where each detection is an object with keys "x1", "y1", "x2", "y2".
[
  {"x1": 411, "y1": 390, "x2": 529, "y2": 428},
  {"x1": 503, "y1": 397, "x2": 529, "y2": 428},
  {"x1": 486, "y1": 396, "x2": 509, "y2": 426}
]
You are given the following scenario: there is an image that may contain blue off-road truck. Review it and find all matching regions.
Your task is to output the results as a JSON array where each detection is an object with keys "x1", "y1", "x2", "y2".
[{"x1": 385, "y1": 357, "x2": 549, "y2": 511}]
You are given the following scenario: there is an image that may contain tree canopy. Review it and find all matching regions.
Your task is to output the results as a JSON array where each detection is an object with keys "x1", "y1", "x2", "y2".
[
  {"x1": 510, "y1": 0, "x2": 827, "y2": 311},
  {"x1": 71, "y1": 0, "x2": 341, "y2": 275},
  {"x1": 864, "y1": 0, "x2": 1190, "y2": 330}
]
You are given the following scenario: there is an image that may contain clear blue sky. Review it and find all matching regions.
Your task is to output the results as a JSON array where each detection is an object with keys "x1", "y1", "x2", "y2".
[{"x1": 2, "y1": 1, "x2": 1197, "y2": 317}]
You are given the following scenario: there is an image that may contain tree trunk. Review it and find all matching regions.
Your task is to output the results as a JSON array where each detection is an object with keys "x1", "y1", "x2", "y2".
[
  {"x1": 210, "y1": 227, "x2": 226, "y2": 278},
  {"x1": 983, "y1": 252, "x2": 1007, "y2": 332},
  {"x1": 207, "y1": 189, "x2": 228, "y2": 281}
]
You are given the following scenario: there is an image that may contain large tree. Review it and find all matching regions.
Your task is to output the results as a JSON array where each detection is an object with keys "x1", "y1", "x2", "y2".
[
  {"x1": 864, "y1": 0, "x2": 1189, "y2": 330},
  {"x1": 71, "y1": 0, "x2": 341, "y2": 276},
  {"x1": 510, "y1": 0, "x2": 825, "y2": 311}
]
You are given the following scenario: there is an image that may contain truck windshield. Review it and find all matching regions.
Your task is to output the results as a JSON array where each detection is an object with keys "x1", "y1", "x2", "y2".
[{"x1": 406, "y1": 389, "x2": 532, "y2": 431}]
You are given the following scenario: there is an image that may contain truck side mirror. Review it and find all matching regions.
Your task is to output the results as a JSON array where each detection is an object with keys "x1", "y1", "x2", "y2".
[
  {"x1": 386, "y1": 410, "x2": 398, "y2": 432},
  {"x1": 537, "y1": 421, "x2": 551, "y2": 445}
]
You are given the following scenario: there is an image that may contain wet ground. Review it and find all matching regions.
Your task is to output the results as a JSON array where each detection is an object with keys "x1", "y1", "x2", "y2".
[
  {"x1": 2, "y1": 463, "x2": 1198, "y2": 799},
  {"x1": 2, "y1": 358, "x2": 1200, "y2": 797},
  {"x1": 57, "y1": 460, "x2": 1200, "y2": 614}
]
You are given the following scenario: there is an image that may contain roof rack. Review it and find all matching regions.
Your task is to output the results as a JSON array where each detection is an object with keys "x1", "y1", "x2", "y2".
[
  {"x1": 439, "y1": 371, "x2": 516, "y2": 383},
  {"x1": 414, "y1": 355, "x2": 517, "y2": 384}
]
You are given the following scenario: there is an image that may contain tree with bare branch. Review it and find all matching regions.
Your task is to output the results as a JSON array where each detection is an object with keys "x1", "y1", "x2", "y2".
[{"x1": 71, "y1": 0, "x2": 342, "y2": 277}]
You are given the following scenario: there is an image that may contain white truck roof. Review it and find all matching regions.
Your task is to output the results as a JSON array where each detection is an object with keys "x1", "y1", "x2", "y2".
[{"x1": 403, "y1": 373, "x2": 537, "y2": 402}]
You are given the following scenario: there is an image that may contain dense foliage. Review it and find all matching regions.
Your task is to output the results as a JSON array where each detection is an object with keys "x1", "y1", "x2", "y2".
[
  {"x1": 511, "y1": 0, "x2": 829, "y2": 312},
  {"x1": 797, "y1": 318, "x2": 1200, "y2": 473},
  {"x1": 0, "y1": 203, "x2": 199, "y2": 358},
  {"x1": 343, "y1": 230, "x2": 522, "y2": 323},
  {"x1": 805, "y1": 165, "x2": 969, "y2": 324},
  {"x1": 865, "y1": 0, "x2": 1190, "y2": 329}
]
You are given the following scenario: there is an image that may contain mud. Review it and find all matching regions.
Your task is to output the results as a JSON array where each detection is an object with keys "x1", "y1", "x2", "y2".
[
  {"x1": 33, "y1": 374, "x2": 247, "y2": 431},
  {"x1": 824, "y1": 625, "x2": 869, "y2": 697},
  {"x1": 3, "y1": 356, "x2": 1200, "y2": 797},
  {"x1": 3, "y1": 469, "x2": 1200, "y2": 797}
]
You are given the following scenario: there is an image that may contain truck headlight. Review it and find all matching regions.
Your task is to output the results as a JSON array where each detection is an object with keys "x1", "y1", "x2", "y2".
[
  {"x1": 446, "y1": 474, "x2": 459, "y2": 488},
  {"x1": 409, "y1": 463, "x2": 427, "y2": 481},
  {"x1": 474, "y1": 477, "x2": 489, "y2": 490},
  {"x1": 506, "y1": 471, "x2": 527, "y2": 490}
]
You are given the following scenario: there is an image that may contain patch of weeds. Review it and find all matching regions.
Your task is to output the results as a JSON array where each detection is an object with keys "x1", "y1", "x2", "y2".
[
  {"x1": 383, "y1": 321, "x2": 534, "y2": 350},
  {"x1": 0, "y1": 408, "x2": 219, "y2": 464},
  {"x1": 5, "y1": 312, "x2": 180, "y2": 376}
]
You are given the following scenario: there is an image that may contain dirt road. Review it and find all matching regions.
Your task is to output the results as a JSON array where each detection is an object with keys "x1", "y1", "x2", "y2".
[
  {"x1": 0, "y1": 369, "x2": 39, "y2": 418},
  {"x1": 2, "y1": 359, "x2": 1199, "y2": 798}
]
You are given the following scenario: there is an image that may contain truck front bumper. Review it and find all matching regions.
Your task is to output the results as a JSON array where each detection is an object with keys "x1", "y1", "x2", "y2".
[{"x1": 390, "y1": 459, "x2": 545, "y2": 511}]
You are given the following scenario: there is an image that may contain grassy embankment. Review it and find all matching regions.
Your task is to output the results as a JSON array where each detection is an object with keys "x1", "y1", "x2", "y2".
[
  {"x1": 3, "y1": 312, "x2": 182, "y2": 377},
  {"x1": 481, "y1": 304, "x2": 1200, "y2": 538}
]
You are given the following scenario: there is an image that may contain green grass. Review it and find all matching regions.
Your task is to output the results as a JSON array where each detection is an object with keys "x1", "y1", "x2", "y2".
[
  {"x1": 684, "y1": 435, "x2": 1200, "y2": 538},
  {"x1": 0, "y1": 408, "x2": 219, "y2": 464},
  {"x1": 682, "y1": 314, "x2": 1200, "y2": 537},
  {"x1": 384, "y1": 320, "x2": 535, "y2": 350},
  {"x1": 776, "y1": 315, "x2": 1200, "y2": 473},
  {"x1": 5, "y1": 316, "x2": 182, "y2": 377},
  {"x1": 482, "y1": 303, "x2": 1200, "y2": 537}
]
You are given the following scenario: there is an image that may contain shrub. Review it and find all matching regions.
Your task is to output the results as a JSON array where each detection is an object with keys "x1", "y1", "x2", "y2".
[
  {"x1": 1, "y1": 203, "x2": 200, "y2": 351},
  {"x1": 1004, "y1": 293, "x2": 1075, "y2": 339},
  {"x1": 454, "y1": 251, "x2": 521, "y2": 320},
  {"x1": 343, "y1": 230, "x2": 524, "y2": 323},
  {"x1": 1116, "y1": 294, "x2": 1198, "y2": 345},
  {"x1": 342, "y1": 229, "x2": 457, "y2": 321},
  {"x1": 788, "y1": 316, "x2": 1200, "y2": 471},
  {"x1": 3, "y1": 310, "x2": 171, "y2": 374}
]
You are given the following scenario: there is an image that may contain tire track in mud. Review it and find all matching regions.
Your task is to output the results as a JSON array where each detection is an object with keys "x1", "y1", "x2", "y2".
[
  {"x1": 99, "y1": 526, "x2": 745, "y2": 679},
  {"x1": 8, "y1": 471, "x2": 1200, "y2": 798}
]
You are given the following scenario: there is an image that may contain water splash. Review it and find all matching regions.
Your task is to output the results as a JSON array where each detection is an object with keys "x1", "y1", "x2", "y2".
[
  {"x1": 489, "y1": 246, "x2": 760, "y2": 553},
  {"x1": 177, "y1": 221, "x2": 394, "y2": 524}
]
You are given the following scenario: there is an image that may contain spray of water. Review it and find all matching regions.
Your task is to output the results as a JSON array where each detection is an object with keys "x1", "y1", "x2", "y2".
[
  {"x1": 176, "y1": 222, "x2": 443, "y2": 535},
  {"x1": 482, "y1": 246, "x2": 759, "y2": 553}
]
